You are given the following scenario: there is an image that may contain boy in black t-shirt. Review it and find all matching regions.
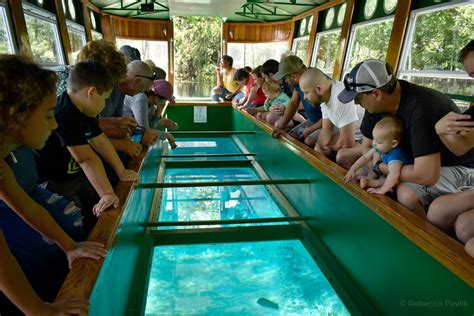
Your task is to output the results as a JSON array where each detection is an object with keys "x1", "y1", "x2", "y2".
[
  {"x1": 338, "y1": 59, "x2": 474, "y2": 218},
  {"x1": 39, "y1": 61, "x2": 139, "y2": 219}
]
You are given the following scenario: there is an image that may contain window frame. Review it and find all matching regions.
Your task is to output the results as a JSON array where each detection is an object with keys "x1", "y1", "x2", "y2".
[
  {"x1": 22, "y1": 2, "x2": 65, "y2": 65},
  {"x1": 310, "y1": 28, "x2": 341, "y2": 75},
  {"x1": 342, "y1": 15, "x2": 395, "y2": 75},
  {"x1": 0, "y1": 0, "x2": 16, "y2": 54},
  {"x1": 397, "y1": 1, "x2": 473, "y2": 82}
]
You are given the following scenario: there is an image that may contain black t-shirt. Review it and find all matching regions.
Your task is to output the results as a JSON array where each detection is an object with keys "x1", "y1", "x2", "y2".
[
  {"x1": 360, "y1": 80, "x2": 474, "y2": 167},
  {"x1": 37, "y1": 91, "x2": 103, "y2": 181}
]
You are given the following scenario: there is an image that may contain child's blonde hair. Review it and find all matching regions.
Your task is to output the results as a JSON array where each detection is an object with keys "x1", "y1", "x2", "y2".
[
  {"x1": 0, "y1": 55, "x2": 57, "y2": 157},
  {"x1": 262, "y1": 80, "x2": 280, "y2": 95},
  {"x1": 374, "y1": 116, "x2": 404, "y2": 141}
]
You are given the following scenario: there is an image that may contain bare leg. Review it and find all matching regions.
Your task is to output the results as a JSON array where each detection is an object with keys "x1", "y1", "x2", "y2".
[
  {"x1": 454, "y1": 208, "x2": 474, "y2": 243},
  {"x1": 465, "y1": 237, "x2": 474, "y2": 258},
  {"x1": 336, "y1": 143, "x2": 363, "y2": 169},
  {"x1": 427, "y1": 190, "x2": 474, "y2": 233},
  {"x1": 266, "y1": 113, "x2": 284, "y2": 125},
  {"x1": 360, "y1": 177, "x2": 385, "y2": 189},
  {"x1": 396, "y1": 184, "x2": 427, "y2": 218}
]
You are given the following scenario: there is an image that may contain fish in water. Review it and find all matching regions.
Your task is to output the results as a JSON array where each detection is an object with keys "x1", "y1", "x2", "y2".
[{"x1": 257, "y1": 297, "x2": 279, "y2": 310}]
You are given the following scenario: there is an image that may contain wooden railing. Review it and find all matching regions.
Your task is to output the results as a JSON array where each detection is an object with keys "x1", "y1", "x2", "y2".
[{"x1": 54, "y1": 148, "x2": 148, "y2": 301}]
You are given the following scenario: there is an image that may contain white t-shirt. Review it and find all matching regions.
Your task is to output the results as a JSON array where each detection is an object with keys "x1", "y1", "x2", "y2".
[
  {"x1": 321, "y1": 80, "x2": 365, "y2": 140},
  {"x1": 123, "y1": 93, "x2": 154, "y2": 129}
]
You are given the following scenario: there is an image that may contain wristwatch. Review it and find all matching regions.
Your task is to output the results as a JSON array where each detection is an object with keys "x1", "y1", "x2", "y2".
[{"x1": 373, "y1": 160, "x2": 384, "y2": 176}]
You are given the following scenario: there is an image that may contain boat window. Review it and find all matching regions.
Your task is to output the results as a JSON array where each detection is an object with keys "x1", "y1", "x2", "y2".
[
  {"x1": 398, "y1": 2, "x2": 474, "y2": 108},
  {"x1": 311, "y1": 29, "x2": 341, "y2": 77},
  {"x1": 23, "y1": 2, "x2": 64, "y2": 65}
]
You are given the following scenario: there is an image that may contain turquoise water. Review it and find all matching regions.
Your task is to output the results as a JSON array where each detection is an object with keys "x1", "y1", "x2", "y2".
[
  {"x1": 145, "y1": 240, "x2": 350, "y2": 315},
  {"x1": 168, "y1": 138, "x2": 247, "y2": 160},
  {"x1": 159, "y1": 168, "x2": 286, "y2": 227}
]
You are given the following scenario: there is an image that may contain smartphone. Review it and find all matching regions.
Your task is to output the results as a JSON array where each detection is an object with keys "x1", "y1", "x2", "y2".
[
  {"x1": 463, "y1": 107, "x2": 474, "y2": 121},
  {"x1": 131, "y1": 126, "x2": 145, "y2": 144}
]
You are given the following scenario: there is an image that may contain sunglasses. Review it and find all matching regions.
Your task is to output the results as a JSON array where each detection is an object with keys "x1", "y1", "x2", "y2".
[
  {"x1": 343, "y1": 73, "x2": 377, "y2": 91},
  {"x1": 136, "y1": 73, "x2": 156, "y2": 81}
]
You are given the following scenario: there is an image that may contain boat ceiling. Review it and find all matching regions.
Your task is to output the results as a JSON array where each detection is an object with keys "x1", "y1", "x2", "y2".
[{"x1": 91, "y1": 0, "x2": 329, "y2": 22}]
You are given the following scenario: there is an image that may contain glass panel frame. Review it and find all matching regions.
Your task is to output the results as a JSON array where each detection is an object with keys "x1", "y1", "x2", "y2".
[
  {"x1": 291, "y1": 36, "x2": 309, "y2": 65},
  {"x1": 343, "y1": 17, "x2": 394, "y2": 74},
  {"x1": 23, "y1": 3, "x2": 65, "y2": 65},
  {"x1": 0, "y1": 2, "x2": 15, "y2": 54},
  {"x1": 311, "y1": 28, "x2": 341, "y2": 77},
  {"x1": 397, "y1": 2, "x2": 473, "y2": 97},
  {"x1": 66, "y1": 20, "x2": 86, "y2": 63},
  {"x1": 91, "y1": 30, "x2": 103, "y2": 40}
]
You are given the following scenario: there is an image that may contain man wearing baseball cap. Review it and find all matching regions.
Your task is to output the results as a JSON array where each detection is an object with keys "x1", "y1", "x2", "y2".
[
  {"x1": 338, "y1": 59, "x2": 474, "y2": 217},
  {"x1": 271, "y1": 55, "x2": 323, "y2": 147}
]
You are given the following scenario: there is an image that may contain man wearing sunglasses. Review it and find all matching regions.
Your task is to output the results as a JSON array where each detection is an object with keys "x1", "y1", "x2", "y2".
[{"x1": 338, "y1": 59, "x2": 474, "y2": 218}]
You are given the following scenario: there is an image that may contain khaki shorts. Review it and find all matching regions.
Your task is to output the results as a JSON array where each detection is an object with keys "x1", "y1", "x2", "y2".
[{"x1": 402, "y1": 166, "x2": 474, "y2": 208}]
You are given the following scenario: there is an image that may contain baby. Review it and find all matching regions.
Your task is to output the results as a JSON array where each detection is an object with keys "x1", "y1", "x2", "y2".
[{"x1": 344, "y1": 116, "x2": 412, "y2": 194}]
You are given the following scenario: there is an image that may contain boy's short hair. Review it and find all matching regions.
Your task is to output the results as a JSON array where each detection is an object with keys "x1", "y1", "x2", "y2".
[
  {"x1": 262, "y1": 59, "x2": 279, "y2": 76},
  {"x1": 234, "y1": 68, "x2": 250, "y2": 82},
  {"x1": 458, "y1": 40, "x2": 474, "y2": 63},
  {"x1": 262, "y1": 80, "x2": 280, "y2": 95},
  {"x1": 222, "y1": 55, "x2": 233, "y2": 67},
  {"x1": 375, "y1": 116, "x2": 404, "y2": 140},
  {"x1": 68, "y1": 61, "x2": 113, "y2": 95}
]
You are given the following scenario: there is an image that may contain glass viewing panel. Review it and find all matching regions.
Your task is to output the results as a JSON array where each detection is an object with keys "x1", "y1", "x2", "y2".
[
  {"x1": 145, "y1": 240, "x2": 350, "y2": 315},
  {"x1": 158, "y1": 167, "x2": 286, "y2": 228},
  {"x1": 227, "y1": 42, "x2": 289, "y2": 69},
  {"x1": 399, "y1": 3, "x2": 474, "y2": 97},
  {"x1": 24, "y1": 6, "x2": 64, "y2": 64},
  {"x1": 167, "y1": 138, "x2": 245, "y2": 161},
  {"x1": 0, "y1": 5, "x2": 14, "y2": 54},
  {"x1": 344, "y1": 18, "x2": 394, "y2": 72},
  {"x1": 312, "y1": 29, "x2": 341, "y2": 76}
]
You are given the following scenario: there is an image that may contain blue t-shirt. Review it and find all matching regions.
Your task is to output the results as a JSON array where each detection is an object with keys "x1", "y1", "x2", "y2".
[
  {"x1": 294, "y1": 84, "x2": 322, "y2": 123},
  {"x1": 381, "y1": 146, "x2": 413, "y2": 165}
]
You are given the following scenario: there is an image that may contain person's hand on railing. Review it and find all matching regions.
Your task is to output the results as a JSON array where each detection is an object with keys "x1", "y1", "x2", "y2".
[
  {"x1": 159, "y1": 118, "x2": 178, "y2": 130},
  {"x1": 93, "y1": 192, "x2": 119, "y2": 216},
  {"x1": 42, "y1": 298, "x2": 89, "y2": 316},
  {"x1": 65, "y1": 241, "x2": 108, "y2": 268},
  {"x1": 118, "y1": 169, "x2": 139, "y2": 182},
  {"x1": 142, "y1": 129, "x2": 158, "y2": 146},
  {"x1": 122, "y1": 140, "x2": 142, "y2": 158}
]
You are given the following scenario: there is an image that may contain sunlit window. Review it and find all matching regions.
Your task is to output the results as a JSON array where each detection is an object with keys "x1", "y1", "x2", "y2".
[
  {"x1": 0, "y1": 3, "x2": 15, "y2": 54},
  {"x1": 311, "y1": 29, "x2": 341, "y2": 77},
  {"x1": 23, "y1": 3, "x2": 64, "y2": 64},
  {"x1": 227, "y1": 42, "x2": 289, "y2": 69},
  {"x1": 398, "y1": 3, "x2": 473, "y2": 101},
  {"x1": 68, "y1": 0, "x2": 76, "y2": 20},
  {"x1": 337, "y1": 3, "x2": 346, "y2": 26},
  {"x1": 66, "y1": 21, "x2": 86, "y2": 63},
  {"x1": 344, "y1": 18, "x2": 394, "y2": 73},
  {"x1": 384, "y1": 0, "x2": 397, "y2": 14},
  {"x1": 292, "y1": 36, "x2": 309, "y2": 65},
  {"x1": 91, "y1": 30, "x2": 103, "y2": 40},
  {"x1": 115, "y1": 38, "x2": 169, "y2": 75}
]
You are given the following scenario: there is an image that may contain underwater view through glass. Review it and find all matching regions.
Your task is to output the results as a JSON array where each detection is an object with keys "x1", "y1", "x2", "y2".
[
  {"x1": 145, "y1": 240, "x2": 350, "y2": 315},
  {"x1": 158, "y1": 167, "x2": 286, "y2": 228},
  {"x1": 168, "y1": 138, "x2": 246, "y2": 160}
]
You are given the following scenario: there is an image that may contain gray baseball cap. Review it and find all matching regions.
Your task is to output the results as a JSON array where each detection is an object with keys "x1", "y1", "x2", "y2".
[
  {"x1": 273, "y1": 55, "x2": 304, "y2": 81},
  {"x1": 338, "y1": 59, "x2": 393, "y2": 103}
]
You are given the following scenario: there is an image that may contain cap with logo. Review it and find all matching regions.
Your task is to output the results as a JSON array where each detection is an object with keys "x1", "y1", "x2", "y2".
[
  {"x1": 273, "y1": 55, "x2": 304, "y2": 81},
  {"x1": 337, "y1": 59, "x2": 393, "y2": 103}
]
